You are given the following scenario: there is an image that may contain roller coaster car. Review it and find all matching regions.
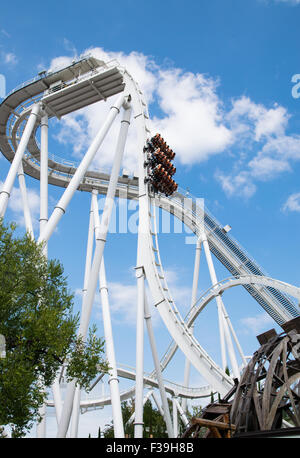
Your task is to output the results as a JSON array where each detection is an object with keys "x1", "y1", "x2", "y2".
[{"x1": 144, "y1": 134, "x2": 178, "y2": 197}]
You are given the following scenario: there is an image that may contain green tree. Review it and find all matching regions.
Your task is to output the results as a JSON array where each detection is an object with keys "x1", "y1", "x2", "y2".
[
  {"x1": 103, "y1": 400, "x2": 134, "y2": 438},
  {"x1": 0, "y1": 222, "x2": 109, "y2": 437},
  {"x1": 103, "y1": 399, "x2": 169, "y2": 438}
]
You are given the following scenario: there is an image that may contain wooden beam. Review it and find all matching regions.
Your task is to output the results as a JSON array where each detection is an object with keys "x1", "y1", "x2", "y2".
[
  {"x1": 191, "y1": 417, "x2": 236, "y2": 431},
  {"x1": 210, "y1": 427, "x2": 222, "y2": 438}
]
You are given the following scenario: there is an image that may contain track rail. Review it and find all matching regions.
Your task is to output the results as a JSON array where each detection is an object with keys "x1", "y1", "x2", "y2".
[
  {"x1": 47, "y1": 367, "x2": 212, "y2": 410},
  {"x1": 1, "y1": 66, "x2": 297, "y2": 325},
  {"x1": 0, "y1": 56, "x2": 299, "y2": 398}
]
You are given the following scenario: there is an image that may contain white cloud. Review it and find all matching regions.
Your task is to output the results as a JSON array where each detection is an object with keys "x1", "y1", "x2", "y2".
[
  {"x1": 44, "y1": 48, "x2": 300, "y2": 200},
  {"x1": 0, "y1": 50, "x2": 18, "y2": 66},
  {"x1": 63, "y1": 38, "x2": 78, "y2": 57},
  {"x1": 75, "y1": 266, "x2": 191, "y2": 328},
  {"x1": 215, "y1": 170, "x2": 257, "y2": 199},
  {"x1": 257, "y1": 134, "x2": 300, "y2": 161},
  {"x1": 103, "y1": 268, "x2": 191, "y2": 326},
  {"x1": 75, "y1": 277, "x2": 145, "y2": 327},
  {"x1": 151, "y1": 69, "x2": 233, "y2": 165},
  {"x1": 248, "y1": 156, "x2": 291, "y2": 180},
  {"x1": 1, "y1": 29, "x2": 11, "y2": 38},
  {"x1": 240, "y1": 312, "x2": 274, "y2": 335},
  {"x1": 163, "y1": 268, "x2": 192, "y2": 310},
  {"x1": 9, "y1": 185, "x2": 39, "y2": 216},
  {"x1": 0, "y1": 180, "x2": 40, "y2": 230},
  {"x1": 227, "y1": 96, "x2": 289, "y2": 141},
  {"x1": 274, "y1": 0, "x2": 300, "y2": 4},
  {"x1": 255, "y1": 106, "x2": 288, "y2": 141},
  {"x1": 48, "y1": 47, "x2": 233, "y2": 173},
  {"x1": 244, "y1": 135, "x2": 300, "y2": 182},
  {"x1": 217, "y1": 96, "x2": 300, "y2": 198},
  {"x1": 4, "y1": 52, "x2": 17, "y2": 65},
  {"x1": 49, "y1": 48, "x2": 158, "y2": 174},
  {"x1": 102, "y1": 280, "x2": 139, "y2": 325},
  {"x1": 282, "y1": 192, "x2": 300, "y2": 212},
  {"x1": 48, "y1": 55, "x2": 74, "y2": 73},
  {"x1": 53, "y1": 114, "x2": 89, "y2": 158}
]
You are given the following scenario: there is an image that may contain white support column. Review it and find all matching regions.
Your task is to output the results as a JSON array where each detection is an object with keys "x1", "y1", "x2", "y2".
[
  {"x1": 201, "y1": 231, "x2": 240, "y2": 379},
  {"x1": 39, "y1": 113, "x2": 48, "y2": 255},
  {"x1": 134, "y1": 266, "x2": 145, "y2": 438},
  {"x1": 39, "y1": 112, "x2": 66, "y2": 435},
  {"x1": 52, "y1": 377, "x2": 64, "y2": 426},
  {"x1": 70, "y1": 197, "x2": 95, "y2": 438},
  {"x1": 76, "y1": 103, "x2": 131, "y2": 340},
  {"x1": 99, "y1": 257, "x2": 125, "y2": 438},
  {"x1": 70, "y1": 386, "x2": 81, "y2": 438},
  {"x1": 172, "y1": 396, "x2": 178, "y2": 438},
  {"x1": 56, "y1": 102, "x2": 131, "y2": 438},
  {"x1": 36, "y1": 112, "x2": 49, "y2": 438},
  {"x1": 144, "y1": 389, "x2": 154, "y2": 402},
  {"x1": 144, "y1": 294, "x2": 174, "y2": 438},
  {"x1": 151, "y1": 391, "x2": 165, "y2": 418},
  {"x1": 92, "y1": 190, "x2": 124, "y2": 438},
  {"x1": 0, "y1": 103, "x2": 41, "y2": 218},
  {"x1": 127, "y1": 389, "x2": 154, "y2": 427},
  {"x1": 201, "y1": 231, "x2": 227, "y2": 371},
  {"x1": 220, "y1": 307, "x2": 240, "y2": 379},
  {"x1": 173, "y1": 397, "x2": 189, "y2": 428},
  {"x1": 36, "y1": 402, "x2": 46, "y2": 438},
  {"x1": 38, "y1": 93, "x2": 125, "y2": 244},
  {"x1": 221, "y1": 303, "x2": 247, "y2": 367},
  {"x1": 17, "y1": 163, "x2": 34, "y2": 238},
  {"x1": 190, "y1": 238, "x2": 202, "y2": 308},
  {"x1": 82, "y1": 198, "x2": 96, "y2": 299},
  {"x1": 182, "y1": 237, "x2": 202, "y2": 412},
  {"x1": 132, "y1": 79, "x2": 151, "y2": 440}
]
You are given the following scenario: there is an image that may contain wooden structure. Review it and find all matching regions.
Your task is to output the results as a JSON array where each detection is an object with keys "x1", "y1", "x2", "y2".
[
  {"x1": 231, "y1": 317, "x2": 300, "y2": 433},
  {"x1": 181, "y1": 317, "x2": 300, "y2": 438},
  {"x1": 181, "y1": 403, "x2": 236, "y2": 438}
]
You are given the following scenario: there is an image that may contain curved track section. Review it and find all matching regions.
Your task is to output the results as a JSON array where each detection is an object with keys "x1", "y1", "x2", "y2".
[
  {"x1": 0, "y1": 56, "x2": 299, "y2": 398},
  {"x1": 155, "y1": 193, "x2": 299, "y2": 326},
  {"x1": 47, "y1": 368, "x2": 212, "y2": 410},
  {"x1": 120, "y1": 69, "x2": 235, "y2": 395},
  {"x1": 1, "y1": 68, "x2": 297, "y2": 327},
  {"x1": 188, "y1": 274, "x2": 300, "y2": 322},
  {"x1": 156, "y1": 274, "x2": 300, "y2": 373}
]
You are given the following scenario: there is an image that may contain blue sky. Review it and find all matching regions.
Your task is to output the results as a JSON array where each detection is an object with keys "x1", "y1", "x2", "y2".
[{"x1": 1, "y1": 0, "x2": 300, "y2": 437}]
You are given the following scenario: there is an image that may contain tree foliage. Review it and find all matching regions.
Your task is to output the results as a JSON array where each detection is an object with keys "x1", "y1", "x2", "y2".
[
  {"x1": 0, "y1": 222, "x2": 109, "y2": 437},
  {"x1": 102, "y1": 397, "x2": 210, "y2": 438},
  {"x1": 103, "y1": 399, "x2": 169, "y2": 438}
]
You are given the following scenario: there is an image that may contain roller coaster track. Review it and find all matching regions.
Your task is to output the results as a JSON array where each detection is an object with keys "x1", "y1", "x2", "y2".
[
  {"x1": 0, "y1": 56, "x2": 299, "y2": 401},
  {"x1": 47, "y1": 366, "x2": 213, "y2": 411}
]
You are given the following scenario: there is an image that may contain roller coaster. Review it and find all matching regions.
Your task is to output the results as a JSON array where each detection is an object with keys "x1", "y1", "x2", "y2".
[{"x1": 0, "y1": 55, "x2": 299, "y2": 438}]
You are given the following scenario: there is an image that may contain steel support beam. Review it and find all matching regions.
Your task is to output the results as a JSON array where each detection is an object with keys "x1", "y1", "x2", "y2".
[
  {"x1": 201, "y1": 231, "x2": 240, "y2": 378},
  {"x1": 92, "y1": 191, "x2": 124, "y2": 438},
  {"x1": 0, "y1": 103, "x2": 41, "y2": 218},
  {"x1": 56, "y1": 102, "x2": 131, "y2": 438},
  {"x1": 144, "y1": 294, "x2": 174, "y2": 437},
  {"x1": 182, "y1": 237, "x2": 202, "y2": 412},
  {"x1": 17, "y1": 162, "x2": 34, "y2": 238},
  {"x1": 70, "y1": 197, "x2": 95, "y2": 438},
  {"x1": 38, "y1": 93, "x2": 125, "y2": 244},
  {"x1": 134, "y1": 266, "x2": 145, "y2": 438},
  {"x1": 36, "y1": 113, "x2": 49, "y2": 438}
]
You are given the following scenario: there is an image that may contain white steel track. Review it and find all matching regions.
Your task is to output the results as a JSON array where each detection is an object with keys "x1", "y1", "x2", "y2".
[
  {"x1": 0, "y1": 55, "x2": 299, "y2": 436},
  {"x1": 47, "y1": 367, "x2": 213, "y2": 410}
]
